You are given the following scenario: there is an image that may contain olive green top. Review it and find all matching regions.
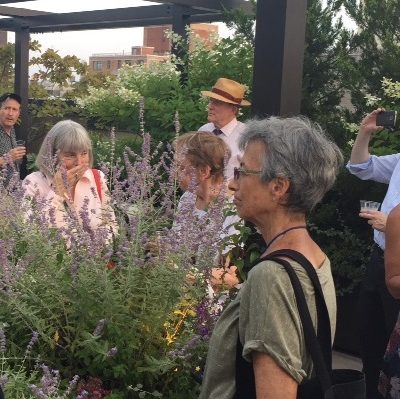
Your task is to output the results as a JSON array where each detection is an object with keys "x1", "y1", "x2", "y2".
[{"x1": 199, "y1": 257, "x2": 336, "y2": 399}]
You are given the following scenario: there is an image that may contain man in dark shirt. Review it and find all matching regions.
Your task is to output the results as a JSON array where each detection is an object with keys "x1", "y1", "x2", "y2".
[{"x1": 0, "y1": 93, "x2": 26, "y2": 173}]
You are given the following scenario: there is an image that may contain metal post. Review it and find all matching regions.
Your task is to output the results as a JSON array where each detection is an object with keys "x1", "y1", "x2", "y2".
[
  {"x1": 14, "y1": 27, "x2": 30, "y2": 178},
  {"x1": 171, "y1": 4, "x2": 189, "y2": 85},
  {"x1": 252, "y1": 0, "x2": 308, "y2": 117}
]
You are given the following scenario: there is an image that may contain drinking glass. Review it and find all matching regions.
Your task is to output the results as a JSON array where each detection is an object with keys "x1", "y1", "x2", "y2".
[{"x1": 360, "y1": 200, "x2": 381, "y2": 212}]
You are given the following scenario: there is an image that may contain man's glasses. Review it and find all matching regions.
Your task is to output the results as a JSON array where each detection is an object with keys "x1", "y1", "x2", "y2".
[{"x1": 233, "y1": 167, "x2": 262, "y2": 180}]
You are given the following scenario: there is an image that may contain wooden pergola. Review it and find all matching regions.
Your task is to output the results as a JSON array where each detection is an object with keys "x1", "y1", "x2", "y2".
[{"x1": 0, "y1": 0, "x2": 308, "y2": 143}]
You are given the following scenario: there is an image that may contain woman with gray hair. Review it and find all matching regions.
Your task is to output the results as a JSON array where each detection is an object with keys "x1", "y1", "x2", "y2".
[
  {"x1": 199, "y1": 116, "x2": 343, "y2": 398},
  {"x1": 22, "y1": 120, "x2": 117, "y2": 242}
]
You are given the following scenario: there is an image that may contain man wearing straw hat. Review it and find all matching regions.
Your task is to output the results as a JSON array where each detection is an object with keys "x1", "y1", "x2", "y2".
[{"x1": 200, "y1": 78, "x2": 251, "y2": 179}]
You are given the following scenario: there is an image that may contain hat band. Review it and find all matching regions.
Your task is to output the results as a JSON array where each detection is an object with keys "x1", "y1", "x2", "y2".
[{"x1": 211, "y1": 88, "x2": 242, "y2": 104}]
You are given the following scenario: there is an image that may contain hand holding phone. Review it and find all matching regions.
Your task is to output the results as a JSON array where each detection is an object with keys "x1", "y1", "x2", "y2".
[{"x1": 376, "y1": 111, "x2": 397, "y2": 130}]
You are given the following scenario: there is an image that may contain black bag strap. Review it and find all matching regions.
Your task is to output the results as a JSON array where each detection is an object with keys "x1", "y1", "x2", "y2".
[
  {"x1": 265, "y1": 249, "x2": 333, "y2": 365},
  {"x1": 259, "y1": 250, "x2": 334, "y2": 398}
]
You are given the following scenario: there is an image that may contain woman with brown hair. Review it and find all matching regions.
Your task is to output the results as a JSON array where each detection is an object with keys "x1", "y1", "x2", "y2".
[{"x1": 173, "y1": 131, "x2": 240, "y2": 289}]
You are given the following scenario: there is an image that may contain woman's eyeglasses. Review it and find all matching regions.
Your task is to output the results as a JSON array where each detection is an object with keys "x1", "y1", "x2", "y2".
[{"x1": 233, "y1": 167, "x2": 262, "y2": 180}]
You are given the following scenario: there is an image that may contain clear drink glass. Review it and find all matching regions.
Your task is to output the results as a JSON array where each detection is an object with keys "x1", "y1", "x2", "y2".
[{"x1": 360, "y1": 200, "x2": 381, "y2": 212}]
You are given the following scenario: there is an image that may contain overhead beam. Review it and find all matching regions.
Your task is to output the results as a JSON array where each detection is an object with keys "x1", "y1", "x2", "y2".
[
  {"x1": 0, "y1": 0, "x2": 33, "y2": 3},
  {"x1": 142, "y1": 0, "x2": 252, "y2": 13},
  {"x1": 0, "y1": 5, "x2": 51, "y2": 17},
  {"x1": 0, "y1": 5, "x2": 226, "y2": 32}
]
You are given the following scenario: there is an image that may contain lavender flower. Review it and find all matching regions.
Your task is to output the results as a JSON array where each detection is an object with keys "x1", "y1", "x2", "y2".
[
  {"x1": 139, "y1": 96, "x2": 145, "y2": 135},
  {"x1": 106, "y1": 346, "x2": 118, "y2": 358},
  {"x1": 65, "y1": 374, "x2": 80, "y2": 395},
  {"x1": 25, "y1": 331, "x2": 39, "y2": 356},
  {"x1": 0, "y1": 328, "x2": 6, "y2": 353},
  {"x1": 0, "y1": 375, "x2": 8, "y2": 390},
  {"x1": 93, "y1": 319, "x2": 107, "y2": 336},
  {"x1": 29, "y1": 364, "x2": 60, "y2": 398},
  {"x1": 174, "y1": 110, "x2": 181, "y2": 135},
  {"x1": 76, "y1": 389, "x2": 89, "y2": 399}
]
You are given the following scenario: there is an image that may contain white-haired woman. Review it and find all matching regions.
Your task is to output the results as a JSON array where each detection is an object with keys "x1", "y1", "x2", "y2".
[
  {"x1": 22, "y1": 120, "x2": 117, "y2": 243},
  {"x1": 199, "y1": 116, "x2": 343, "y2": 398}
]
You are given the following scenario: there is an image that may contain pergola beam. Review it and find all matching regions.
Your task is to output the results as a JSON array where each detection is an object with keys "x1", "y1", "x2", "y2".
[
  {"x1": 0, "y1": 0, "x2": 32, "y2": 3},
  {"x1": 0, "y1": 5, "x2": 224, "y2": 33},
  {"x1": 142, "y1": 0, "x2": 252, "y2": 13},
  {"x1": 0, "y1": 5, "x2": 51, "y2": 17}
]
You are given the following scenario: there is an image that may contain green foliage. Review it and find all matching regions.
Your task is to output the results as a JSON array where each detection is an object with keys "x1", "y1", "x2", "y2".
[
  {"x1": 309, "y1": 202, "x2": 369, "y2": 295},
  {"x1": 28, "y1": 99, "x2": 82, "y2": 147},
  {"x1": 91, "y1": 132, "x2": 143, "y2": 169},
  {"x1": 30, "y1": 48, "x2": 87, "y2": 87},
  {"x1": 78, "y1": 31, "x2": 254, "y2": 139},
  {"x1": 343, "y1": 0, "x2": 400, "y2": 113},
  {"x1": 360, "y1": 77, "x2": 400, "y2": 155},
  {"x1": 28, "y1": 81, "x2": 50, "y2": 99},
  {"x1": 0, "y1": 132, "x2": 223, "y2": 397},
  {"x1": 0, "y1": 43, "x2": 15, "y2": 93},
  {"x1": 0, "y1": 40, "x2": 40, "y2": 93},
  {"x1": 71, "y1": 70, "x2": 112, "y2": 99},
  {"x1": 302, "y1": 0, "x2": 355, "y2": 120}
]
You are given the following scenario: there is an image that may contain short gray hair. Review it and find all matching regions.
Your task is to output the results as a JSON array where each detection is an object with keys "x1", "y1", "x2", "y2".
[
  {"x1": 239, "y1": 116, "x2": 343, "y2": 212},
  {"x1": 36, "y1": 120, "x2": 93, "y2": 176}
]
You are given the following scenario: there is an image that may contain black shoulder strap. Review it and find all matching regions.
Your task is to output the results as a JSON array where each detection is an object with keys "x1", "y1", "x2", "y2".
[
  {"x1": 260, "y1": 250, "x2": 334, "y2": 395},
  {"x1": 264, "y1": 249, "x2": 333, "y2": 364}
]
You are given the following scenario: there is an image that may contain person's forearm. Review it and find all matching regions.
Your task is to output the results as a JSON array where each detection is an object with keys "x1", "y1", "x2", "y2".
[
  {"x1": 350, "y1": 130, "x2": 371, "y2": 164},
  {"x1": 386, "y1": 276, "x2": 400, "y2": 299},
  {"x1": 253, "y1": 352, "x2": 297, "y2": 399}
]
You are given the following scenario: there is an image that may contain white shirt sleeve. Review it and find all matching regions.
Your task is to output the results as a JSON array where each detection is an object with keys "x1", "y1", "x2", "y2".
[{"x1": 346, "y1": 153, "x2": 400, "y2": 184}]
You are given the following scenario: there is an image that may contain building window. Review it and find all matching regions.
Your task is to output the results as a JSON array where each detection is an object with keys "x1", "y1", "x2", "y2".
[
  {"x1": 93, "y1": 61, "x2": 103, "y2": 71},
  {"x1": 124, "y1": 60, "x2": 132, "y2": 66},
  {"x1": 117, "y1": 60, "x2": 122, "y2": 69},
  {"x1": 107, "y1": 60, "x2": 111, "y2": 69}
]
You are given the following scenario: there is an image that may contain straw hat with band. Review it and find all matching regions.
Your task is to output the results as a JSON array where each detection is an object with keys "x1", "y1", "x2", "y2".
[{"x1": 201, "y1": 78, "x2": 251, "y2": 107}]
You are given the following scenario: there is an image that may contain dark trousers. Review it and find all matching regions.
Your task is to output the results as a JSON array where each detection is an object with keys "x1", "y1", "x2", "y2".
[{"x1": 358, "y1": 245, "x2": 400, "y2": 399}]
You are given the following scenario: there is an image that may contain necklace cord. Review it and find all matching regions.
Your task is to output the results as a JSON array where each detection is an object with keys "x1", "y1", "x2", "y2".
[{"x1": 265, "y1": 225, "x2": 307, "y2": 250}]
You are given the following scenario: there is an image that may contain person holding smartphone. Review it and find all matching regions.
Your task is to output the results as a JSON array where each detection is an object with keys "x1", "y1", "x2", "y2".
[{"x1": 347, "y1": 108, "x2": 400, "y2": 399}]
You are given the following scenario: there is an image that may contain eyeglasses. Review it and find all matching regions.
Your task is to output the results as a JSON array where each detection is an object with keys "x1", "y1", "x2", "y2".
[{"x1": 233, "y1": 166, "x2": 262, "y2": 180}]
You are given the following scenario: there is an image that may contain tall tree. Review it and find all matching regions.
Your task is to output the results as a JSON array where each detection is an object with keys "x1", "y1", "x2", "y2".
[
  {"x1": 30, "y1": 48, "x2": 87, "y2": 88},
  {"x1": 0, "y1": 40, "x2": 40, "y2": 93},
  {"x1": 342, "y1": 0, "x2": 400, "y2": 111},
  {"x1": 0, "y1": 43, "x2": 14, "y2": 92}
]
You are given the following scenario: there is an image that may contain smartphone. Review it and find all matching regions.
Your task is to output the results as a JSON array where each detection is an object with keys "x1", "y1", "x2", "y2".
[{"x1": 376, "y1": 111, "x2": 397, "y2": 130}]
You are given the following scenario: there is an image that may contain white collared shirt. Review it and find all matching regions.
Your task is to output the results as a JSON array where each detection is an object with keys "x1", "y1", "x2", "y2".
[
  {"x1": 347, "y1": 153, "x2": 400, "y2": 249},
  {"x1": 199, "y1": 118, "x2": 245, "y2": 180}
]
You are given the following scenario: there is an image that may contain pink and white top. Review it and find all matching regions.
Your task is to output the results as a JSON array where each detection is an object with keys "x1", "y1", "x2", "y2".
[{"x1": 22, "y1": 169, "x2": 117, "y2": 242}]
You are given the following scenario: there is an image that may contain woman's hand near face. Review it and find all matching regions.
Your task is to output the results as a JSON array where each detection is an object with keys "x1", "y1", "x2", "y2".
[{"x1": 53, "y1": 164, "x2": 88, "y2": 199}]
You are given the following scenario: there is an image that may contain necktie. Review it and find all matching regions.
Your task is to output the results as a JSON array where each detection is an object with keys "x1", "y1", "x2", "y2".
[{"x1": 213, "y1": 128, "x2": 223, "y2": 136}]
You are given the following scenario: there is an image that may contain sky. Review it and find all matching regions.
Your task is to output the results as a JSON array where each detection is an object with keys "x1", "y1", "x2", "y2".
[{"x1": 4, "y1": 0, "x2": 230, "y2": 63}]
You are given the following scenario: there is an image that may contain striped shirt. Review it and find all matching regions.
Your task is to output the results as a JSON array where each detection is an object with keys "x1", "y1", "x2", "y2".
[{"x1": 0, "y1": 125, "x2": 19, "y2": 175}]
